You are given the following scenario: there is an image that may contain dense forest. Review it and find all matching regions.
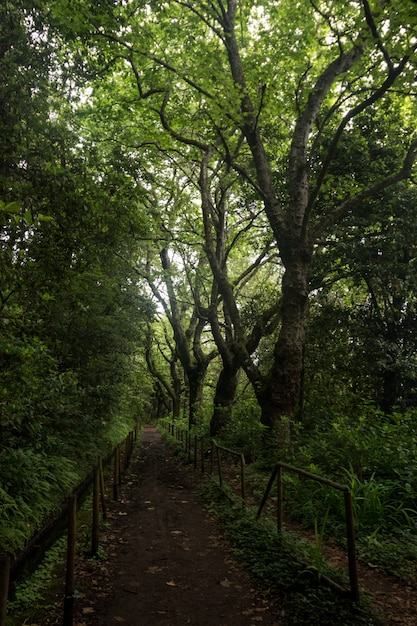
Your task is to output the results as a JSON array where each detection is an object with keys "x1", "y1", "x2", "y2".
[{"x1": 2, "y1": 0, "x2": 417, "y2": 586}]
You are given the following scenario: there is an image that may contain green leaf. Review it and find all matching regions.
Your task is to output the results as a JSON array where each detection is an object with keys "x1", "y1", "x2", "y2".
[
  {"x1": 37, "y1": 213, "x2": 54, "y2": 222},
  {"x1": 1, "y1": 201, "x2": 21, "y2": 214}
]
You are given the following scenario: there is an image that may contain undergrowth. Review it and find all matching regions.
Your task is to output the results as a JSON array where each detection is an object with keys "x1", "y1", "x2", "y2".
[
  {"x1": 7, "y1": 536, "x2": 67, "y2": 625},
  {"x1": 168, "y1": 403, "x2": 417, "y2": 584},
  {"x1": 0, "y1": 418, "x2": 138, "y2": 556},
  {"x1": 200, "y1": 479, "x2": 380, "y2": 626},
  {"x1": 6, "y1": 433, "x2": 137, "y2": 625}
]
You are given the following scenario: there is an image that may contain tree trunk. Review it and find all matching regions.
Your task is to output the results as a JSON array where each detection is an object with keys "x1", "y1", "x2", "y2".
[
  {"x1": 256, "y1": 255, "x2": 310, "y2": 443},
  {"x1": 171, "y1": 360, "x2": 182, "y2": 419},
  {"x1": 172, "y1": 393, "x2": 181, "y2": 420},
  {"x1": 187, "y1": 366, "x2": 206, "y2": 428},
  {"x1": 380, "y1": 367, "x2": 400, "y2": 414},
  {"x1": 151, "y1": 385, "x2": 169, "y2": 421},
  {"x1": 210, "y1": 364, "x2": 239, "y2": 436}
]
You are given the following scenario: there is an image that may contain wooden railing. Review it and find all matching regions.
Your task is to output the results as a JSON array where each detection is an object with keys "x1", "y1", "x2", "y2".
[
  {"x1": 160, "y1": 420, "x2": 360, "y2": 602},
  {"x1": 257, "y1": 462, "x2": 359, "y2": 602},
  {"x1": 1, "y1": 423, "x2": 141, "y2": 626},
  {"x1": 159, "y1": 421, "x2": 246, "y2": 505},
  {"x1": 209, "y1": 440, "x2": 246, "y2": 507}
]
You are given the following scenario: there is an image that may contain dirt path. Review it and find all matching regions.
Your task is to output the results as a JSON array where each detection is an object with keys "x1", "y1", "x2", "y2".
[{"x1": 74, "y1": 425, "x2": 282, "y2": 625}]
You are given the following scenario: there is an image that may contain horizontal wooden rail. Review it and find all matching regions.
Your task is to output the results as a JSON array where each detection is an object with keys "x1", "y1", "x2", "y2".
[{"x1": 257, "y1": 462, "x2": 359, "y2": 602}]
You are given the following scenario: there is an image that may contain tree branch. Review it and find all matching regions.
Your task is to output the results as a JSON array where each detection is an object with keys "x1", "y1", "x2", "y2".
[
  {"x1": 289, "y1": 44, "x2": 364, "y2": 232},
  {"x1": 362, "y1": 0, "x2": 393, "y2": 71},
  {"x1": 311, "y1": 137, "x2": 417, "y2": 239},
  {"x1": 153, "y1": 88, "x2": 210, "y2": 151},
  {"x1": 305, "y1": 52, "x2": 414, "y2": 233},
  {"x1": 173, "y1": 0, "x2": 225, "y2": 42}
]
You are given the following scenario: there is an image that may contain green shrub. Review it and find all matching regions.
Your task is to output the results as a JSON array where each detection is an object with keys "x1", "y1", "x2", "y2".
[
  {"x1": 282, "y1": 405, "x2": 417, "y2": 578},
  {"x1": 218, "y1": 399, "x2": 267, "y2": 463}
]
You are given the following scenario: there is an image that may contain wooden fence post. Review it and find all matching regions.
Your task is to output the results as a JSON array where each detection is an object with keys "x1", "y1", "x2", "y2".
[
  {"x1": 216, "y1": 445, "x2": 222, "y2": 487},
  {"x1": 0, "y1": 556, "x2": 10, "y2": 626},
  {"x1": 98, "y1": 457, "x2": 107, "y2": 520},
  {"x1": 240, "y1": 453, "x2": 246, "y2": 507},
  {"x1": 344, "y1": 490, "x2": 360, "y2": 602},
  {"x1": 118, "y1": 443, "x2": 122, "y2": 485},
  {"x1": 63, "y1": 495, "x2": 77, "y2": 626},
  {"x1": 277, "y1": 465, "x2": 283, "y2": 531},
  {"x1": 124, "y1": 436, "x2": 129, "y2": 470},
  {"x1": 91, "y1": 468, "x2": 100, "y2": 556},
  {"x1": 194, "y1": 435, "x2": 197, "y2": 470},
  {"x1": 113, "y1": 447, "x2": 119, "y2": 501}
]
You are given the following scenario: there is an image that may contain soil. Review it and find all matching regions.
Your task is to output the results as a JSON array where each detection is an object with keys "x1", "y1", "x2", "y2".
[{"x1": 32, "y1": 424, "x2": 417, "y2": 626}]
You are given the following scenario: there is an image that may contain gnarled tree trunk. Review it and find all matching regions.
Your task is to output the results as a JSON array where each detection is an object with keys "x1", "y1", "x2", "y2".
[
  {"x1": 257, "y1": 257, "x2": 310, "y2": 443},
  {"x1": 210, "y1": 364, "x2": 239, "y2": 436}
]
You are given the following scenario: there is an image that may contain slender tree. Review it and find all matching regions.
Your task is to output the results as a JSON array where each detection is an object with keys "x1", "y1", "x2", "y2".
[{"x1": 145, "y1": 322, "x2": 183, "y2": 420}]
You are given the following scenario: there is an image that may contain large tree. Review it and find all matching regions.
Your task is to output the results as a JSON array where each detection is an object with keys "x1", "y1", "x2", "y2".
[{"x1": 48, "y1": 0, "x2": 417, "y2": 439}]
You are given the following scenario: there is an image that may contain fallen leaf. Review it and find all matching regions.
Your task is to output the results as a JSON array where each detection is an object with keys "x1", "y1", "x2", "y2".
[
  {"x1": 166, "y1": 580, "x2": 177, "y2": 587},
  {"x1": 220, "y1": 579, "x2": 231, "y2": 588},
  {"x1": 82, "y1": 607, "x2": 95, "y2": 615}
]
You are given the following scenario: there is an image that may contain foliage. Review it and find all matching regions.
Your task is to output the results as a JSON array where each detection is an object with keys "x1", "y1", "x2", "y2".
[
  {"x1": 217, "y1": 393, "x2": 266, "y2": 462},
  {"x1": 0, "y1": 0, "x2": 154, "y2": 556},
  {"x1": 307, "y1": 182, "x2": 417, "y2": 416},
  {"x1": 7, "y1": 536, "x2": 67, "y2": 621},
  {"x1": 358, "y1": 530, "x2": 417, "y2": 581},
  {"x1": 0, "y1": 448, "x2": 80, "y2": 553},
  {"x1": 278, "y1": 406, "x2": 417, "y2": 578},
  {"x1": 41, "y1": 0, "x2": 417, "y2": 434},
  {"x1": 293, "y1": 406, "x2": 417, "y2": 483}
]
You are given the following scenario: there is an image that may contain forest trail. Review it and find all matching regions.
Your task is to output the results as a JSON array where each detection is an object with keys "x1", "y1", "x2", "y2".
[
  {"x1": 63, "y1": 425, "x2": 417, "y2": 626},
  {"x1": 73, "y1": 425, "x2": 282, "y2": 626}
]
